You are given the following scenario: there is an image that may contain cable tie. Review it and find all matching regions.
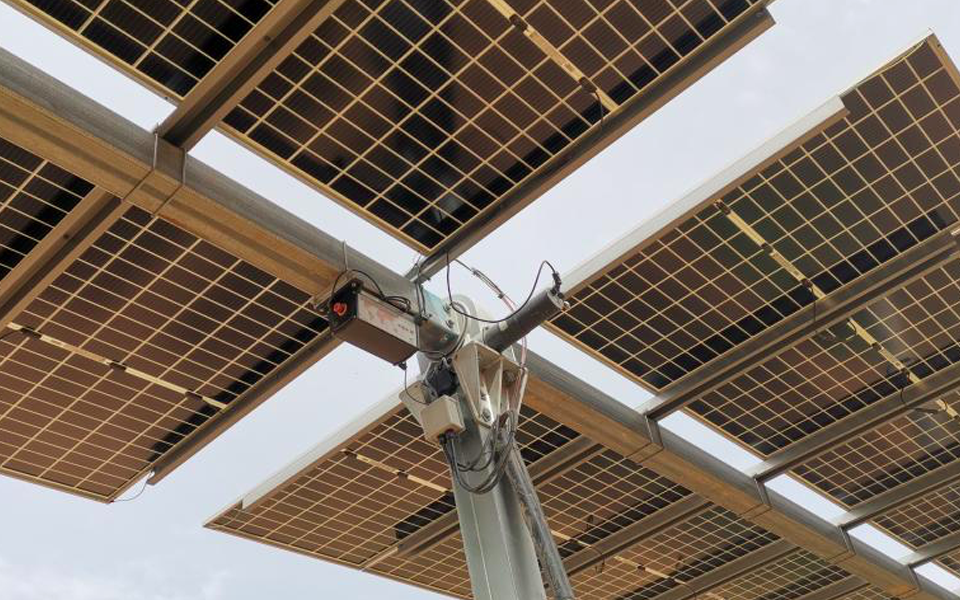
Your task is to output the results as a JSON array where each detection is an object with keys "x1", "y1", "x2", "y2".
[
  {"x1": 509, "y1": 13, "x2": 527, "y2": 31},
  {"x1": 578, "y1": 77, "x2": 597, "y2": 93},
  {"x1": 715, "y1": 200, "x2": 732, "y2": 215}
]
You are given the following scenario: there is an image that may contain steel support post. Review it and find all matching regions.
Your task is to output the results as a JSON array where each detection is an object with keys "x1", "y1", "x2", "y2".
[{"x1": 448, "y1": 407, "x2": 547, "y2": 600}]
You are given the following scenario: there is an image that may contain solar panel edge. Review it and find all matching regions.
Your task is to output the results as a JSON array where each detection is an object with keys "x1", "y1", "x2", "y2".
[
  {"x1": 841, "y1": 34, "x2": 947, "y2": 100},
  {"x1": 0, "y1": 0, "x2": 185, "y2": 103},
  {"x1": 207, "y1": 391, "x2": 404, "y2": 520},
  {"x1": 204, "y1": 511, "x2": 463, "y2": 599},
  {"x1": 558, "y1": 97, "x2": 847, "y2": 300}
]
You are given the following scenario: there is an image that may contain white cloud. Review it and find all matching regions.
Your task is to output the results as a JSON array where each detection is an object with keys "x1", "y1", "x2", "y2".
[{"x1": 0, "y1": 557, "x2": 230, "y2": 600}]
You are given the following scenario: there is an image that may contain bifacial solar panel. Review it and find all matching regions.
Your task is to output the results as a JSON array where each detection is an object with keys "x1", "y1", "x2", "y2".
[
  {"x1": 7, "y1": 0, "x2": 280, "y2": 97},
  {"x1": 703, "y1": 550, "x2": 848, "y2": 600},
  {"x1": 873, "y1": 479, "x2": 960, "y2": 549},
  {"x1": 689, "y1": 254, "x2": 960, "y2": 500},
  {"x1": 0, "y1": 204, "x2": 327, "y2": 500},
  {"x1": 207, "y1": 394, "x2": 789, "y2": 599},
  {"x1": 548, "y1": 36, "x2": 960, "y2": 393},
  {"x1": 0, "y1": 135, "x2": 93, "y2": 281},
  {"x1": 220, "y1": 0, "x2": 768, "y2": 251}
]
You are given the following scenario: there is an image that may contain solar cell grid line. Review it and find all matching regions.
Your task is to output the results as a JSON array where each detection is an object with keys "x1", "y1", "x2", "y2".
[
  {"x1": 546, "y1": 97, "x2": 850, "y2": 393},
  {"x1": 564, "y1": 505, "x2": 780, "y2": 597},
  {"x1": 939, "y1": 549, "x2": 960, "y2": 579},
  {"x1": 220, "y1": 0, "x2": 772, "y2": 252},
  {"x1": 873, "y1": 479, "x2": 960, "y2": 549},
  {"x1": 0, "y1": 335, "x2": 195, "y2": 495},
  {"x1": 702, "y1": 549, "x2": 849, "y2": 600},
  {"x1": 208, "y1": 400, "x2": 581, "y2": 571},
  {"x1": 572, "y1": 538, "x2": 798, "y2": 600},
  {"x1": 831, "y1": 585, "x2": 891, "y2": 600},
  {"x1": 7, "y1": 0, "x2": 282, "y2": 98},
  {"x1": 793, "y1": 393, "x2": 960, "y2": 507},
  {"x1": 562, "y1": 495, "x2": 713, "y2": 577},
  {"x1": 0, "y1": 330, "x2": 211, "y2": 499},
  {"x1": 481, "y1": 0, "x2": 617, "y2": 112},
  {"x1": 16, "y1": 205, "x2": 328, "y2": 408},
  {"x1": 0, "y1": 135, "x2": 94, "y2": 282},
  {"x1": 156, "y1": 0, "x2": 349, "y2": 150},
  {"x1": 540, "y1": 449, "x2": 693, "y2": 552},
  {"x1": 547, "y1": 35, "x2": 960, "y2": 397},
  {"x1": 222, "y1": 0, "x2": 605, "y2": 251}
]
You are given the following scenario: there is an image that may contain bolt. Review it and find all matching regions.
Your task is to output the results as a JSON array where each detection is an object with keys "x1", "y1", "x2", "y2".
[
  {"x1": 481, "y1": 408, "x2": 492, "y2": 422},
  {"x1": 447, "y1": 319, "x2": 455, "y2": 328}
]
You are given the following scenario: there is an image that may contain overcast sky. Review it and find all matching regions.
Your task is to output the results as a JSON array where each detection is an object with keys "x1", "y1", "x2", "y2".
[{"x1": 2, "y1": 1, "x2": 960, "y2": 598}]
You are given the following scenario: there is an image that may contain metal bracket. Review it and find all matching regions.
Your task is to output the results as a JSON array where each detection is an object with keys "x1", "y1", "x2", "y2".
[
  {"x1": 741, "y1": 476, "x2": 772, "y2": 520},
  {"x1": 452, "y1": 341, "x2": 522, "y2": 427}
]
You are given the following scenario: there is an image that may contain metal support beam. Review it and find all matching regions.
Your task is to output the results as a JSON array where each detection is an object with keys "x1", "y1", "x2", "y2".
[
  {"x1": 836, "y1": 461, "x2": 960, "y2": 531},
  {"x1": 643, "y1": 228, "x2": 960, "y2": 419},
  {"x1": 445, "y1": 409, "x2": 549, "y2": 600},
  {"x1": 409, "y1": 6, "x2": 775, "y2": 280},
  {"x1": 649, "y1": 539, "x2": 797, "y2": 600},
  {"x1": 0, "y1": 188, "x2": 124, "y2": 330},
  {"x1": 156, "y1": 0, "x2": 347, "y2": 149},
  {"x1": 751, "y1": 358, "x2": 960, "y2": 482},
  {"x1": 906, "y1": 531, "x2": 960, "y2": 568},
  {"x1": 0, "y1": 47, "x2": 424, "y2": 484},
  {"x1": 792, "y1": 577, "x2": 871, "y2": 600},
  {"x1": 563, "y1": 494, "x2": 712, "y2": 577}
]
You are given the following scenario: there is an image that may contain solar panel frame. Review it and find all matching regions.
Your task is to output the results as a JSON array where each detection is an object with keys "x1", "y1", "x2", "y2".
[
  {"x1": 873, "y1": 479, "x2": 960, "y2": 549},
  {"x1": 5, "y1": 0, "x2": 283, "y2": 99}
]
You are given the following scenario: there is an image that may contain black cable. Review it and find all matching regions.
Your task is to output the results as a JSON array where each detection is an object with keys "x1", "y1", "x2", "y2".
[
  {"x1": 442, "y1": 408, "x2": 519, "y2": 495},
  {"x1": 445, "y1": 254, "x2": 560, "y2": 325}
]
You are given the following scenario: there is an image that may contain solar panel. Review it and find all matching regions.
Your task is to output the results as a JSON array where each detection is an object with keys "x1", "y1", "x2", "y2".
[
  {"x1": 8, "y1": 0, "x2": 280, "y2": 97},
  {"x1": 568, "y1": 505, "x2": 779, "y2": 599},
  {"x1": 0, "y1": 204, "x2": 327, "y2": 500},
  {"x1": 794, "y1": 393, "x2": 960, "y2": 507},
  {"x1": 874, "y1": 479, "x2": 960, "y2": 549},
  {"x1": 206, "y1": 393, "x2": 793, "y2": 599},
  {"x1": 705, "y1": 550, "x2": 848, "y2": 600},
  {"x1": 688, "y1": 252, "x2": 960, "y2": 470},
  {"x1": 219, "y1": 0, "x2": 769, "y2": 251},
  {"x1": 548, "y1": 36, "x2": 960, "y2": 392},
  {"x1": 0, "y1": 135, "x2": 93, "y2": 281}
]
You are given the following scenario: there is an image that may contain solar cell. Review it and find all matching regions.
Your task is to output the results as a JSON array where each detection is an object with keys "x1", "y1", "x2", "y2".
[
  {"x1": 705, "y1": 550, "x2": 848, "y2": 600},
  {"x1": 0, "y1": 135, "x2": 93, "y2": 281},
  {"x1": 0, "y1": 204, "x2": 327, "y2": 500},
  {"x1": 690, "y1": 253, "x2": 960, "y2": 460},
  {"x1": 793, "y1": 395, "x2": 960, "y2": 507},
  {"x1": 548, "y1": 36, "x2": 960, "y2": 393},
  {"x1": 937, "y1": 550, "x2": 960, "y2": 579},
  {"x1": 221, "y1": 0, "x2": 767, "y2": 250},
  {"x1": 10, "y1": 0, "x2": 280, "y2": 97},
  {"x1": 874, "y1": 479, "x2": 960, "y2": 549}
]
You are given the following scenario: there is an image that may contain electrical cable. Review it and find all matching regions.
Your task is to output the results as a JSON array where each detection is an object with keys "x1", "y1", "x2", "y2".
[
  {"x1": 445, "y1": 254, "x2": 560, "y2": 325},
  {"x1": 113, "y1": 476, "x2": 148, "y2": 502}
]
